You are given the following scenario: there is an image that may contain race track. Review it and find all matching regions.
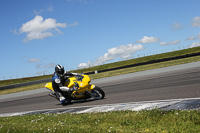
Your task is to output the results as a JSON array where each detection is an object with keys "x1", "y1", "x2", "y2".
[{"x1": 0, "y1": 62, "x2": 200, "y2": 114}]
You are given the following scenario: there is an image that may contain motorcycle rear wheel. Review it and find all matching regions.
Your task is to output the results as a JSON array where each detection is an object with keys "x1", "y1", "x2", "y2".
[{"x1": 91, "y1": 86, "x2": 105, "y2": 99}]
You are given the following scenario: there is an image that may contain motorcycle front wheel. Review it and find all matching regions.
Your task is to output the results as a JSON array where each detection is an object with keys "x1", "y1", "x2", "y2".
[{"x1": 91, "y1": 86, "x2": 105, "y2": 100}]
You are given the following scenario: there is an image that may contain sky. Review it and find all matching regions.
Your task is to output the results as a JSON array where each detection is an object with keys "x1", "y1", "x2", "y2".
[{"x1": 1, "y1": 0, "x2": 200, "y2": 80}]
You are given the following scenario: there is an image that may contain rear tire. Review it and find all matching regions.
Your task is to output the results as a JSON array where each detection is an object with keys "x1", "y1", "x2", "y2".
[{"x1": 91, "y1": 86, "x2": 105, "y2": 99}]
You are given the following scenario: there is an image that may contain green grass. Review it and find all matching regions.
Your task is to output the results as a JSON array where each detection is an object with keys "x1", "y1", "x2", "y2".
[
  {"x1": 1, "y1": 47, "x2": 200, "y2": 87},
  {"x1": 1, "y1": 48, "x2": 200, "y2": 95},
  {"x1": 0, "y1": 109, "x2": 200, "y2": 132},
  {"x1": 1, "y1": 48, "x2": 200, "y2": 132},
  {"x1": 0, "y1": 83, "x2": 46, "y2": 95},
  {"x1": 1, "y1": 55, "x2": 200, "y2": 96},
  {"x1": 89, "y1": 54, "x2": 200, "y2": 80},
  {"x1": 0, "y1": 75, "x2": 51, "y2": 87},
  {"x1": 73, "y1": 46, "x2": 200, "y2": 73}
]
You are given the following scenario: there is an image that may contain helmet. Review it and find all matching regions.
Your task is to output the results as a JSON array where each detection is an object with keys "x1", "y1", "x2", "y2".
[{"x1": 55, "y1": 64, "x2": 65, "y2": 75}]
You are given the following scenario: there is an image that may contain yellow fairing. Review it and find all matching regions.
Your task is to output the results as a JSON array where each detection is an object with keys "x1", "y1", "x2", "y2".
[
  {"x1": 65, "y1": 75, "x2": 93, "y2": 98},
  {"x1": 45, "y1": 82, "x2": 54, "y2": 92},
  {"x1": 64, "y1": 75, "x2": 91, "y2": 88},
  {"x1": 45, "y1": 74, "x2": 95, "y2": 98},
  {"x1": 65, "y1": 75, "x2": 89, "y2": 90}
]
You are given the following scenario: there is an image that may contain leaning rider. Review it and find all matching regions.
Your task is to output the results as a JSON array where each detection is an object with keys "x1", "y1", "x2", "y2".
[{"x1": 51, "y1": 64, "x2": 77, "y2": 104}]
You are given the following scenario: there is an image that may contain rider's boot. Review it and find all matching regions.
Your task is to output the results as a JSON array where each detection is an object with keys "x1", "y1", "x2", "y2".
[{"x1": 55, "y1": 92, "x2": 66, "y2": 105}]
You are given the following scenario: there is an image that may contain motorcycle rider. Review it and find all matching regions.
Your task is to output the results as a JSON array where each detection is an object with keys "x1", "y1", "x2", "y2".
[{"x1": 51, "y1": 64, "x2": 77, "y2": 104}]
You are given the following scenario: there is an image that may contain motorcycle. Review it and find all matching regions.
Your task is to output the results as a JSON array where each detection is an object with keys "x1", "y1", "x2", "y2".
[{"x1": 45, "y1": 74, "x2": 105, "y2": 105}]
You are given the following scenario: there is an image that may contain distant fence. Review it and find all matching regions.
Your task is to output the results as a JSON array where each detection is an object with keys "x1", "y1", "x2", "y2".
[
  {"x1": 0, "y1": 78, "x2": 51, "y2": 91},
  {"x1": 1, "y1": 52, "x2": 200, "y2": 91},
  {"x1": 84, "y1": 52, "x2": 200, "y2": 74}
]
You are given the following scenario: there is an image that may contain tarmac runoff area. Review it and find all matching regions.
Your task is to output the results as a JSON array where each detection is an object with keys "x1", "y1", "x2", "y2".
[{"x1": 1, "y1": 61, "x2": 200, "y2": 117}]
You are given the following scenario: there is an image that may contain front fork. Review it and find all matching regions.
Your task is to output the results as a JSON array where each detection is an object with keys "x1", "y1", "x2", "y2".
[
  {"x1": 70, "y1": 84, "x2": 95, "y2": 98},
  {"x1": 85, "y1": 84, "x2": 96, "y2": 97}
]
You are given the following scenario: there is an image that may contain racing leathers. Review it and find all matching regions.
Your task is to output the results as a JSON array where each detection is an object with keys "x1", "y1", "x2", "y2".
[{"x1": 51, "y1": 71, "x2": 77, "y2": 104}]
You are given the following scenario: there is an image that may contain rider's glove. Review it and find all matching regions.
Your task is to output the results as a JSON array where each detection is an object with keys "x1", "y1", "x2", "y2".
[{"x1": 74, "y1": 82, "x2": 79, "y2": 90}]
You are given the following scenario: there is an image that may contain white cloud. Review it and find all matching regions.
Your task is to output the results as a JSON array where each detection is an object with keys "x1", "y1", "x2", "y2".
[
  {"x1": 19, "y1": 15, "x2": 67, "y2": 42},
  {"x1": 10, "y1": 28, "x2": 18, "y2": 34},
  {"x1": 192, "y1": 17, "x2": 200, "y2": 28},
  {"x1": 78, "y1": 43, "x2": 144, "y2": 68},
  {"x1": 47, "y1": 6, "x2": 53, "y2": 12},
  {"x1": 36, "y1": 63, "x2": 55, "y2": 69},
  {"x1": 189, "y1": 42, "x2": 200, "y2": 48},
  {"x1": 186, "y1": 36, "x2": 196, "y2": 41},
  {"x1": 33, "y1": 6, "x2": 53, "y2": 15},
  {"x1": 69, "y1": 22, "x2": 79, "y2": 27},
  {"x1": 186, "y1": 33, "x2": 200, "y2": 41},
  {"x1": 136, "y1": 36, "x2": 160, "y2": 44},
  {"x1": 36, "y1": 64, "x2": 41, "y2": 69},
  {"x1": 43, "y1": 63, "x2": 55, "y2": 68},
  {"x1": 36, "y1": 70, "x2": 48, "y2": 75},
  {"x1": 28, "y1": 58, "x2": 40, "y2": 62},
  {"x1": 160, "y1": 40, "x2": 180, "y2": 45},
  {"x1": 171, "y1": 22, "x2": 183, "y2": 31},
  {"x1": 168, "y1": 40, "x2": 180, "y2": 45},
  {"x1": 160, "y1": 42, "x2": 167, "y2": 45},
  {"x1": 78, "y1": 63, "x2": 89, "y2": 68}
]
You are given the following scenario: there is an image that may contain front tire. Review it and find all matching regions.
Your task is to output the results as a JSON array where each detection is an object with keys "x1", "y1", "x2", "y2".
[{"x1": 91, "y1": 86, "x2": 105, "y2": 100}]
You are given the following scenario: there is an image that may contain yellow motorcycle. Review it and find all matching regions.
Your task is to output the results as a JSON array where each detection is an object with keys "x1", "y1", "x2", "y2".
[{"x1": 45, "y1": 74, "x2": 105, "y2": 104}]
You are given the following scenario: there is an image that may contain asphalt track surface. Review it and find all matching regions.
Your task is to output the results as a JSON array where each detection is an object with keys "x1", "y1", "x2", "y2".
[{"x1": 0, "y1": 62, "x2": 200, "y2": 114}]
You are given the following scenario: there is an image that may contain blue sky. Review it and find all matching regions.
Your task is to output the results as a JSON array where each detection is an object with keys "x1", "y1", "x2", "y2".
[{"x1": 1, "y1": 0, "x2": 200, "y2": 80}]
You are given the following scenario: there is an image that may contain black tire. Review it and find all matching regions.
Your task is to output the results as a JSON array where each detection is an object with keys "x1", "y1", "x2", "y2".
[
  {"x1": 62, "y1": 92, "x2": 72, "y2": 105},
  {"x1": 62, "y1": 99, "x2": 71, "y2": 106},
  {"x1": 91, "y1": 86, "x2": 105, "y2": 99}
]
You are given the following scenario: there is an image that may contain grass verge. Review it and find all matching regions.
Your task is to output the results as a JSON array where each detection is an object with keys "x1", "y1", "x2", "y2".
[
  {"x1": 1, "y1": 47, "x2": 200, "y2": 87},
  {"x1": 0, "y1": 109, "x2": 200, "y2": 132},
  {"x1": 1, "y1": 48, "x2": 200, "y2": 132},
  {"x1": 89, "y1": 54, "x2": 200, "y2": 80},
  {"x1": 0, "y1": 75, "x2": 51, "y2": 87},
  {"x1": 1, "y1": 55, "x2": 200, "y2": 95},
  {"x1": 0, "y1": 83, "x2": 46, "y2": 95},
  {"x1": 73, "y1": 47, "x2": 200, "y2": 73}
]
